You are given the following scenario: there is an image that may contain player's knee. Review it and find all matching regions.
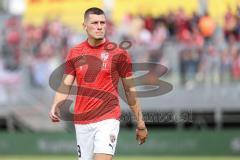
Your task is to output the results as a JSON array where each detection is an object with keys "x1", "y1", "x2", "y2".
[{"x1": 94, "y1": 153, "x2": 112, "y2": 160}]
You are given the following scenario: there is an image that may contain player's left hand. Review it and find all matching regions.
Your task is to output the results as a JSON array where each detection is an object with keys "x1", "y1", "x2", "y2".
[{"x1": 136, "y1": 127, "x2": 148, "y2": 145}]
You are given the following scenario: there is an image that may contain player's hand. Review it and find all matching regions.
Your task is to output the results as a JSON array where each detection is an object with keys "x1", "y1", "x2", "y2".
[
  {"x1": 49, "y1": 106, "x2": 60, "y2": 122},
  {"x1": 136, "y1": 127, "x2": 148, "y2": 145}
]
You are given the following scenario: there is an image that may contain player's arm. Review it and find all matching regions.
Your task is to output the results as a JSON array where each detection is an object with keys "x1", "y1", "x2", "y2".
[
  {"x1": 121, "y1": 76, "x2": 148, "y2": 144},
  {"x1": 49, "y1": 74, "x2": 75, "y2": 122}
]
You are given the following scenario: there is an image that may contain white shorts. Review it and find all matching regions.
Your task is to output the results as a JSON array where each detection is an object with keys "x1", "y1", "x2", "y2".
[{"x1": 75, "y1": 119, "x2": 120, "y2": 160}]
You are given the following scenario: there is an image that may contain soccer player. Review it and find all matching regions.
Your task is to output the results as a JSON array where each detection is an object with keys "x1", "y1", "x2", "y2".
[{"x1": 49, "y1": 7, "x2": 148, "y2": 160}]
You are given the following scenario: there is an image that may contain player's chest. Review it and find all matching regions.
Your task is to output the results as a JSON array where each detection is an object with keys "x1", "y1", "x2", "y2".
[{"x1": 73, "y1": 50, "x2": 118, "y2": 75}]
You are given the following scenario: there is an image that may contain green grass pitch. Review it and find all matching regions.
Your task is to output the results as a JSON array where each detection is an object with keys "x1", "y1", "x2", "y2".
[{"x1": 0, "y1": 156, "x2": 240, "y2": 160}]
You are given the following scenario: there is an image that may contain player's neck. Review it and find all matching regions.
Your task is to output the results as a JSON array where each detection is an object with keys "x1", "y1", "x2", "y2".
[{"x1": 87, "y1": 38, "x2": 106, "y2": 47}]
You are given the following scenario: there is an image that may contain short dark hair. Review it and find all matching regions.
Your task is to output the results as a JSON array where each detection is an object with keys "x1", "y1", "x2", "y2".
[{"x1": 84, "y1": 7, "x2": 105, "y2": 21}]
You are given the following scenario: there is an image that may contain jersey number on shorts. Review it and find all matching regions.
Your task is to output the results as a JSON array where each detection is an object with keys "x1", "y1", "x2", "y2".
[{"x1": 77, "y1": 145, "x2": 81, "y2": 157}]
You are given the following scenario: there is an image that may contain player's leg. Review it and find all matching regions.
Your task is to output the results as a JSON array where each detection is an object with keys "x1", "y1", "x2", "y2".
[
  {"x1": 93, "y1": 119, "x2": 120, "y2": 160},
  {"x1": 94, "y1": 153, "x2": 112, "y2": 160},
  {"x1": 75, "y1": 124, "x2": 96, "y2": 160}
]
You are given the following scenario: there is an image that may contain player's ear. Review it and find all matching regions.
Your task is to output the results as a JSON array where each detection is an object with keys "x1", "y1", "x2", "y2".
[{"x1": 82, "y1": 23, "x2": 87, "y2": 31}]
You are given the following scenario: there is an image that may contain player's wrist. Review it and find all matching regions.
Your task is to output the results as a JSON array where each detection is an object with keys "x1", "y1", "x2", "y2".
[
  {"x1": 136, "y1": 121, "x2": 146, "y2": 130},
  {"x1": 137, "y1": 127, "x2": 147, "y2": 130}
]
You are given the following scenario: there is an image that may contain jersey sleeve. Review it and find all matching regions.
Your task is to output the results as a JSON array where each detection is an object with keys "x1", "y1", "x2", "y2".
[
  {"x1": 117, "y1": 50, "x2": 133, "y2": 78},
  {"x1": 64, "y1": 49, "x2": 76, "y2": 76}
]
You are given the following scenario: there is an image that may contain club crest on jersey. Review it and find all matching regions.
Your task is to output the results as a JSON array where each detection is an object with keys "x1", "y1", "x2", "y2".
[
  {"x1": 110, "y1": 134, "x2": 116, "y2": 143},
  {"x1": 100, "y1": 51, "x2": 109, "y2": 61}
]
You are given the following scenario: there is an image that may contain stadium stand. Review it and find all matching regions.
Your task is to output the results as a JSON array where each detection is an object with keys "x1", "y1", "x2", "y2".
[{"x1": 0, "y1": 1, "x2": 240, "y2": 132}]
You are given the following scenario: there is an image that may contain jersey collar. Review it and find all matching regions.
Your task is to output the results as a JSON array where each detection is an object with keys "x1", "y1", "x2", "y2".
[{"x1": 86, "y1": 38, "x2": 108, "y2": 49}]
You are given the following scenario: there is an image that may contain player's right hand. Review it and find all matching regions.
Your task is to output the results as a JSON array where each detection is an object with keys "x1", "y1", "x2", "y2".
[{"x1": 49, "y1": 107, "x2": 60, "y2": 122}]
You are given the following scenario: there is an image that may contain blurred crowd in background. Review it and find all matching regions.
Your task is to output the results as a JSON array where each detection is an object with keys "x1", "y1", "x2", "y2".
[{"x1": 1, "y1": 6, "x2": 240, "y2": 94}]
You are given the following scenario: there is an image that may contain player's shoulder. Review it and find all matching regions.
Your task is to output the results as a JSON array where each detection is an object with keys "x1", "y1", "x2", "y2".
[
  {"x1": 70, "y1": 41, "x2": 87, "y2": 53},
  {"x1": 106, "y1": 41, "x2": 129, "y2": 55},
  {"x1": 64, "y1": 42, "x2": 86, "y2": 61}
]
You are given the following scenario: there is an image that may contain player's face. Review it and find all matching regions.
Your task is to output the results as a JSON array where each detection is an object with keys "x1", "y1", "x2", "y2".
[{"x1": 84, "y1": 14, "x2": 106, "y2": 40}]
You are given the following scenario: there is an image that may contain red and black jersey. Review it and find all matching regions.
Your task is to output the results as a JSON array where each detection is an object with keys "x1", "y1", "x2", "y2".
[{"x1": 65, "y1": 39, "x2": 132, "y2": 124}]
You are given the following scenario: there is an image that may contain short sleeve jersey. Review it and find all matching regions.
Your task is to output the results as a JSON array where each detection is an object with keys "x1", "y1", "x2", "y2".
[{"x1": 64, "y1": 40, "x2": 132, "y2": 124}]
